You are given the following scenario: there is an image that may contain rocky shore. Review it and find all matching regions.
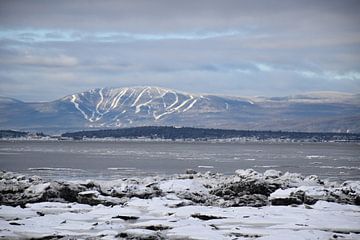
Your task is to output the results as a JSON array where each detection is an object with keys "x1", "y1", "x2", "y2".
[{"x1": 1, "y1": 169, "x2": 360, "y2": 239}]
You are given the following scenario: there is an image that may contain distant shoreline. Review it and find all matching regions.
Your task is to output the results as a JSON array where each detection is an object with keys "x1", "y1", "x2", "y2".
[
  {"x1": 2, "y1": 126, "x2": 360, "y2": 143},
  {"x1": 1, "y1": 137, "x2": 360, "y2": 143}
]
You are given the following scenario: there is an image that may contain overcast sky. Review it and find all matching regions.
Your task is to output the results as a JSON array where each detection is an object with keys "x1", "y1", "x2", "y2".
[{"x1": 0, "y1": 0, "x2": 359, "y2": 101}]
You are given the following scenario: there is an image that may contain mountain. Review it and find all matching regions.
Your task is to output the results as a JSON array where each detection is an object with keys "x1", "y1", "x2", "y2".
[{"x1": 1, "y1": 87, "x2": 359, "y2": 133}]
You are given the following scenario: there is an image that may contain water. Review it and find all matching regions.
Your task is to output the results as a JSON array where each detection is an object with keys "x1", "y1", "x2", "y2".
[{"x1": 0, "y1": 140, "x2": 359, "y2": 182}]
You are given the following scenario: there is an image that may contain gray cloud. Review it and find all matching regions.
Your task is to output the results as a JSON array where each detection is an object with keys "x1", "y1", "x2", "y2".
[
  {"x1": 1, "y1": 0, "x2": 359, "y2": 31},
  {"x1": 0, "y1": 53, "x2": 78, "y2": 67},
  {"x1": 0, "y1": 0, "x2": 359, "y2": 101}
]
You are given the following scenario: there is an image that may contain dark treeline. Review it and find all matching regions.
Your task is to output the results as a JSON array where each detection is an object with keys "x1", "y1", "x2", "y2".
[
  {"x1": 61, "y1": 126, "x2": 360, "y2": 142},
  {"x1": 0, "y1": 130, "x2": 28, "y2": 138}
]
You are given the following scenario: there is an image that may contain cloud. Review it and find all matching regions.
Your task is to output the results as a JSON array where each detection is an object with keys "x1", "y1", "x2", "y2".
[
  {"x1": 254, "y1": 63, "x2": 273, "y2": 72},
  {"x1": 0, "y1": 29, "x2": 249, "y2": 43},
  {"x1": 1, "y1": 0, "x2": 359, "y2": 32},
  {"x1": 0, "y1": 52, "x2": 78, "y2": 67},
  {"x1": 0, "y1": 0, "x2": 359, "y2": 101},
  {"x1": 297, "y1": 70, "x2": 360, "y2": 81}
]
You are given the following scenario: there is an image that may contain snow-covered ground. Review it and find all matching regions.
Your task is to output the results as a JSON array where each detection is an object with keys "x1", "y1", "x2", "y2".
[
  {"x1": 1, "y1": 198, "x2": 359, "y2": 240},
  {"x1": 1, "y1": 170, "x2": 359, "y2": 239}
]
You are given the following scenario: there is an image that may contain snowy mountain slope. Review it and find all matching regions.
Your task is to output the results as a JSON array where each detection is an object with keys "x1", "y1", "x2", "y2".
[
  {"x1": 0, "y1": 86, "x2": 359, "y2": 133},
  {"x1": 58, "y1": 86, "x2": 256, "y2": 128}
]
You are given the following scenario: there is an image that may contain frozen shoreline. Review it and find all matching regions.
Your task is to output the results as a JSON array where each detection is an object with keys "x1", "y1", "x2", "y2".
[
  {"x1": 1, "y1": 169, "x2": 359, "y2": 239},
  {"x1": 2, "y1": 137, "x2": 360, "y2": 143}
]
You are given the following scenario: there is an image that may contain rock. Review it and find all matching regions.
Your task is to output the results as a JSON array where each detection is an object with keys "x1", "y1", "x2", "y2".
[
  {"x1": 271, "y1": 195, "x2": 304, "y2": 206},
  {"x1": 177, "y1": 192, "x2": 208, "y2": 204},
  {"x1": 270, "y1": 188, "x2": 304, "y2": 205},
  {"x1": 264, "y1": 169, "x2": 283, "y2": 179},
  {"x1": 117, "y1": 229, "x2": 165, "y2": 240},
  {"x1": 77, "y1": 190, "x2": 104, "y2": 205},
  {"x1": 304, "y1": 175, "x2": 324, "y2": 185},
  {"x1": 25, "y1": 183, "x2": 51, "y2": 196},
  {"x1": 355, "y1": 195, "x2": 360, "y2": 205},
  {"x1": 191, "y1": 213, "x2": 226, "y2": 220},
  {"x1": 45, "y1": 181, "x2": 87, "y2": 203},
  {"x1": 214, "y1": 194, "x2": 268, "y2": 207},
  {"x1": 102, "y1": 179, "x2": 163, "y2": 199},
  {"x1": 112, "y1": 215, "x2": 139, "y2": 221},
  {"x1": 145, "y1": 225, "x2": 172, "y2": 231},
  {"x1": 0, "y1": 170, "x2": 359, "y2": 208},
  {"x1": 269, "y1": 184, "x2": 360, "y2": 206},
  {"x1": 210, "y1": 179, "x2": 273, "y2": 197},
  {"x1": 235, "y1": 169, "x2": 261, "y2": 179},
  {"x1": 185, "y1": 169, "x2": 198, "y2": 174},
  {"x1": 278, "y1": 172, "x2": 305, "y2": 187}
]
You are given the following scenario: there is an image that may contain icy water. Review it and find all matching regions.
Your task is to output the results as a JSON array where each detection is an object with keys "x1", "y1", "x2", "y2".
[{"x1": 0, "y1": 140, "x2": 359, "y2": 181}]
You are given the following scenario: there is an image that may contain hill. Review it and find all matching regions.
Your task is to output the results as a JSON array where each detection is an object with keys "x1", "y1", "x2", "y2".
[{"x1": 1, "y1": 87, "x2": 359, "y2": 133}]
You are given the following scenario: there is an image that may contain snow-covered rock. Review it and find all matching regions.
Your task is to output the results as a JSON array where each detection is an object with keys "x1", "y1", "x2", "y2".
[
  {"x1": 264, "y1": 169, "x2": 283, "y2": 179},
  {"x1": 1, "y1": 170, "x2": 360, "y2": 239},
  {"x1": 159, "y1": 179, "x2": 208, "y2": 194},
  {"x1": 1, "y1": 169, "x2": 359, "y2": 208},
  {"x1": 235, "y1": 168, "x2": 261, "y2": 179}
]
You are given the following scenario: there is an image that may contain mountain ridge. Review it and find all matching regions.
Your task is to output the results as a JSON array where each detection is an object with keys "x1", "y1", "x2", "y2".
[{"x1": 1, "y1": 86, "x2": 359, "y2": 133}]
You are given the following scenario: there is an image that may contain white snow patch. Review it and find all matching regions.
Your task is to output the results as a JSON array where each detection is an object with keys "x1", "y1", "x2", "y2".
[
  {"x1": 183, "y1": 97, "x2": 198, "y2": 112},
  {"x1": 111, "y1": 88, "x2": 128, "y2": 109},
  {"x1": 159, "y1": 179, "x2": 208, "y2": 193},
  {"x1": 198, "y1": 165, "x2": 214, "y2": 169},
  {"x1": 131, "y1": 87, "x2": 148, "y2": 107},
  {"x1": 70, "y1": 94, "x2": 91, "y2": 122},
  {"x1": 173, "y1": 96, "x2": 193, "y2": 111},
  {"x1": 270, "y1": 188, "x2": 297, "y2": 199},
  {"x1": 25, "y1": 183, "x2": 51, "y2": 195},
  {"x1": 135, "y1": 99, "x2": 153, "y2": 114},
  {"x1": 166, "y1": 91, "x2": 179, "y2": 109},
  {"x1": 306, "y1": 155, "x2": 326, "y2": 159},
  {"x1": 95, "y1": 88, "x2": 104, "y2": 114}
]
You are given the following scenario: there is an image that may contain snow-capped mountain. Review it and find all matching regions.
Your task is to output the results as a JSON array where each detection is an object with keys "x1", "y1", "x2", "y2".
[
  {"x1": 1, "y1": 86, "x2": 359, "y2": 133},
  {"x1": 63, "y1": 86, "x2": 226, "y2": 125}
]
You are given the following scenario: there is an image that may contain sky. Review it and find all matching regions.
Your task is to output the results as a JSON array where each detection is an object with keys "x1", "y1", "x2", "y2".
[{"x1": 0, "y1": 0, "x2": 360, "y2": 101}]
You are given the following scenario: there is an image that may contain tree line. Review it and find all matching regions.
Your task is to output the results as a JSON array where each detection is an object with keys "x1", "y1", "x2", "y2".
[{"x1": 61, "y1": 126, "x2": 360, "y2": 142}]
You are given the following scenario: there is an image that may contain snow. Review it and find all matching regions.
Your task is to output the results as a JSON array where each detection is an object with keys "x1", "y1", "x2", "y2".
[
  {"x1": 235, "y1": 168, "x2": 262, "y2": 179},
  {"x1": 319, "y1": 165, "x2": 360, "y2": 170},
  {"x1": 173, "y1": 95, "x2": 193, "y2": 111},
  {"x1": 183, "y1": 97, "x2": 198, "y2": 112},
  {"x1": 70, "y1": 94, "x2": 91, "y2": 121},
  {"x1": 342, "y1": 181, "x2": 360, "y2": 195},
  {"x1": 95, "y1": 87, "x2": 104, "y2": 114},
  {"x1": 167, "y1": 222, "x2": 225, "y2": 240},
  {"x1": 121, "y1": 88, "x2": 135, "y2": 106},
  {"x1": 153, "y1": 109, "x2": 174, "y2": 120},
  {"x1": 110, "y1": 88, "x2": 127, "y2": 109},
  {"x1": 264, "y1": 169, "x2": 282, "y2": 178},
  {"x1": 166, "y1": 91, "x2": 179, "y2": 109},
  {"x1": 159, "y1": 179, "x2": 208, "y2": 193},
  {"x1": 3, "y1": 199, "x2": 357, "y2": 240},
  {"x1": 198, "y1": 165, "x2": 214, "y2": 169},
  {"x1": 306, "y1": 155, "x2": 326, "y2": 159},
  {"x1": 154, "y1": 93, "x2": 195, "y2": 120},
  {"x1": 24, "y1": 182, "x2": 50, "y2": 195},
  {"x1": 1, "y1": 170, "x2": 360, "y2": 239},
  {"x1": 270, "y1": 188, "x2": 297, "y2": 199},
  {"x1": 135, "y1": 99, "x2": 153, "y2": 114},
  {"x1": 78, "y1": 190, "x2": 100, "y2": 196},
  {"x1": 0, "y1": 205, "x2": 38, "y2": 220},
  {"x1": 131, "y1": 87, "x2": 148, "y2": 107}
]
